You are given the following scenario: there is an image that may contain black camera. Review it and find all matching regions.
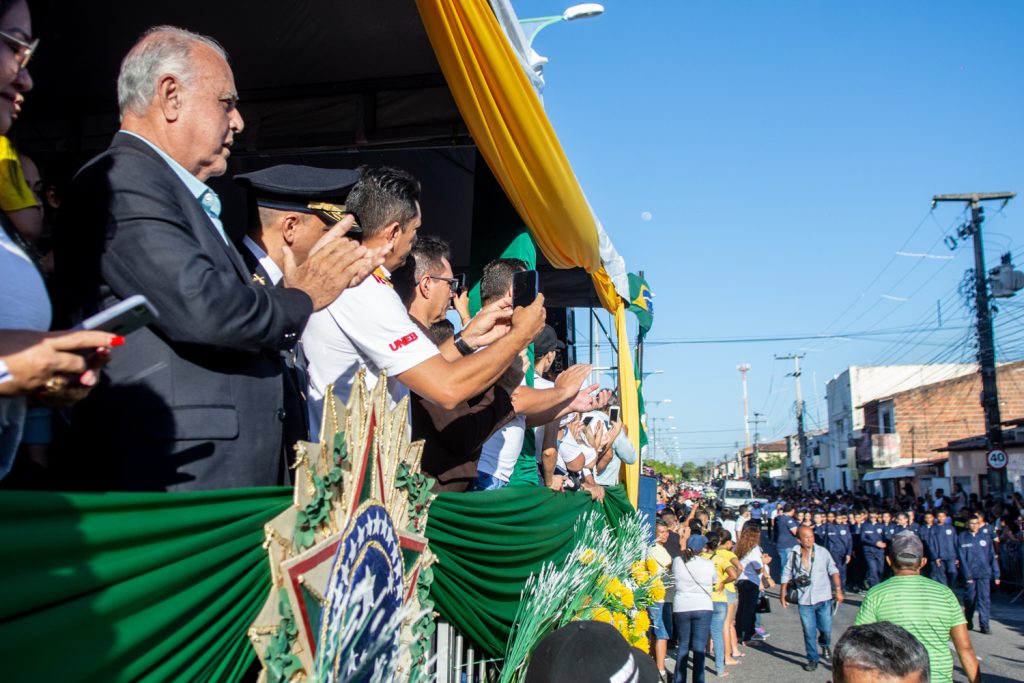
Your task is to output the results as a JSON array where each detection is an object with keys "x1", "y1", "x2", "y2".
[{"x1": 793, "y1": 575, "x2": 811, "y2": 589}]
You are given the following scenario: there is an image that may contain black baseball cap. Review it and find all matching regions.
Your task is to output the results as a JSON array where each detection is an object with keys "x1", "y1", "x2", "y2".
[
  {"x1": 525, "y1": 621, "x2": 660, "y2": 683},
  {"x1": 534, "y1": 324, "x2": 565, "y2": 357}
]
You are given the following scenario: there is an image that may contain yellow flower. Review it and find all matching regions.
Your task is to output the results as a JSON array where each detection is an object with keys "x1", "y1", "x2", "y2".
[
  {"x1": 619, "y1": 585, "x2": 635, "y2": 610},
  {"x1": 612, "y1": 612, "x2": 629, "y2": 636},
  {"x1": 589, "y1": 606, "x2": 612, "y2": 624},
  {"x1": 632, "y1": 610, "x2": 651, "y2": 635},
  {"x1": 646, "y1": 558, "x2": 660, "y2": 576},
  {"x1": 580, "y1": 548, "x2": 596, "y2": 565},
  {"x1": 632, "y1": 635, "x2": 651, "y2": 653},
  {"x1": 649, "y1": 579, "x2": 666, "y2": 602},
  {"x1": 604, "y1": 577, "x2": 623, "y2": 597},
  {"x1": 630, "y1": 562, "x2": 651, "y2": 584}
]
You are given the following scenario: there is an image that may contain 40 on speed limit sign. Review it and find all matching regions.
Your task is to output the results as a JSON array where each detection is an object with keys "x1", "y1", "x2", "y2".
[{"x1": 987, "y1": 449, "x2": 1007, "y2": 469}]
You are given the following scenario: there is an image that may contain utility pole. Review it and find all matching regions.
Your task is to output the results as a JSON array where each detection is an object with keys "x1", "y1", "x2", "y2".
[
  {"x1": 934, "y1": 192, "x2": 1016, "y2": 495},
  {"x1": 737, "y1": 364, "x2": 752, "y2": 448},
  {"x1": 751, "y1": 412, "x2": 765, "y2": 481},
  {"x1": 777, "y1": 353, "x2": 809, "y2": 489}
]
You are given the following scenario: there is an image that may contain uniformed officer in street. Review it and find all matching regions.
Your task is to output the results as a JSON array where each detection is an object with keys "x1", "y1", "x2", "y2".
[
  {"x1": 859, "y1": 509, "x2": 887, "y2": 588},
  {"x1": 234, "y1": 164, "x2": 362, "y2": 460},
  {"x1": 957, "y1": 513, "x2": 1000, "y2": 633},
  {"x1": 824, "y1": 510, "x2": 853, "y2": 590},
  {"x1": 849, "y1": 508, "x2": 867, "y2": 592},
  {"x1": 932, "y1": 508, "x2": 960, "y2": 587},
  {"x1": 918, "y1": 510, "x2": 940, "y2": 579}
]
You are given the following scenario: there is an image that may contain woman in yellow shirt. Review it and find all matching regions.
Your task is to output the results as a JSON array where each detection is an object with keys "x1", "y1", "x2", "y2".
[{"x1": 709, "y1": 528, "x2": 743, "y2": 675}]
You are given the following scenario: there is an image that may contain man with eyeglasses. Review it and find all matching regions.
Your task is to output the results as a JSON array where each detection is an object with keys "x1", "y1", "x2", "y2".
[{"x1": 302, "y1": 165, "x2": 546, "y2": 440}]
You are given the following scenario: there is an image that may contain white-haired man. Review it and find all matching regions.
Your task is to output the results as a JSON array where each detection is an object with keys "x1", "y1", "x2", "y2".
[{"x1": 53, "y1": 26, "x2": 379, "y2": 491}]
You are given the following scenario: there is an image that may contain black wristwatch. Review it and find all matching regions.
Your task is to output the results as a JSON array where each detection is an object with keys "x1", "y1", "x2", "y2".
[{"x1": 453, "y1": 331, "x2": 474, "y2": 356}]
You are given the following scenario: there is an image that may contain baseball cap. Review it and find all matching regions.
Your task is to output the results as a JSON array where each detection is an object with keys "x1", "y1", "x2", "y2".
[
  {"x1": 534, "y1": 324, "x2": 566, "y2": 357},
  {"x1": 686, "y1": 534, "x2": 708, "y2": 552},
  {"x1": 525, "y1": 621, "x2": 661, "y2": 683},
  {"x1": 889, "y1": 531, "x2": 924, "y2": 563}
]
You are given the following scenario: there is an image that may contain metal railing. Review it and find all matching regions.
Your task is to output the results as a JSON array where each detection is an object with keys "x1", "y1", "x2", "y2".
[{"x1": 432, "y1": 620, "x2": 500, "y2": 683}]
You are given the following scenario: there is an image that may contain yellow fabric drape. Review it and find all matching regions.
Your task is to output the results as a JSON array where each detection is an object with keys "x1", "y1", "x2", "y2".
[{"x1": 416, "y1": 0, "x2": 640, "y2": 505}]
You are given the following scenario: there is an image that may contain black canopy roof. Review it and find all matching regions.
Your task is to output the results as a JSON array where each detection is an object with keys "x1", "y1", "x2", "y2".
[{"x1": 17, "y1": 0, "x2": 601, "y2": 307}]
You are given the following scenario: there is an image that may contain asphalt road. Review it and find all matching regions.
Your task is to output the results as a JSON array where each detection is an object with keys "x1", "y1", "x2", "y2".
[{"x1": 666, "y1": 541, "x2": 1023, "y2": 682}]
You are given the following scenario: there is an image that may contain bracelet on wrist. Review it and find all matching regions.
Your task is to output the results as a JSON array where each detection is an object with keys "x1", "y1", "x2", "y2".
[{"x1": 452, "y1": 331, "x2": 474, "y2": 356}]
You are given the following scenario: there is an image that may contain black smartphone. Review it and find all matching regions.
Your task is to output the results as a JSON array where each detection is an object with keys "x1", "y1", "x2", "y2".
[
  {"x1": 609, "y1": 406, "x2": 621, "y2": 423},
  {"x1": 511, "y1": 270, "x2": 538, "y2": 309},
  {"x1": 454, "y1": 273, "x2": 467, "y2": 295}
]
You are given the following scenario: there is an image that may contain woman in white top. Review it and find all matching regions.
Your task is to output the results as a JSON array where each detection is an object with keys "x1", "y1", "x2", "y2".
[
  {"x1": 672, "y1": 533, "x2": 716, "y2": 683},
  {"x1": 733, "y1": 521, "x2": 770, "y2": 645}
]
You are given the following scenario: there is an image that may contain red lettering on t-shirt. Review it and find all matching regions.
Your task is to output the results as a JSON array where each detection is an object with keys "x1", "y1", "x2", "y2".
[{"x1": 389, "y1": 332, "x2": 419, "y2": 351}]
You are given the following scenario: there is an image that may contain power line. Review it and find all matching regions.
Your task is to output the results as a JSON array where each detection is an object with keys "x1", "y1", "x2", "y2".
[{"x1": 641, "y1": 324, "x2": 969, "y2": 346}]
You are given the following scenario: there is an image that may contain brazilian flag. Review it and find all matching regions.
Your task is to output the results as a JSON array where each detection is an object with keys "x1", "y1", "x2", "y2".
[
  {"x1": 628, "y1": 273, "x2": 653, "y2": 336},
  {"x1": 627, "y1": 273, "x2": 653, "y2": 454},
  {"x1": 635, "y1": 357, "x2": 649, "y2": 454}
]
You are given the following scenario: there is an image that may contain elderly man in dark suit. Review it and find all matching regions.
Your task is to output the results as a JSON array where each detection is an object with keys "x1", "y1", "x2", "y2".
[{"x1": 52, "y1": 27, "x2": 380, "y2": 491}]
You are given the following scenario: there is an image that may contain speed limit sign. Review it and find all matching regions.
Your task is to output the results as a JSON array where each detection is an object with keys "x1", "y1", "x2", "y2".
[{"x1": 987, "y1": 449, "x2": 1007, "y2": 469}]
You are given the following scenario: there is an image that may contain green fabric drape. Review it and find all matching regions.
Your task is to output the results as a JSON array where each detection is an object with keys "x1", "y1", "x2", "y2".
[
  {"x1": 425, "y1": 484, "x2": 633, "y2": 657},
  {"x1": 0, "y1": 483, "x2": 631, "y2": 679},
  {"x1": 0, "y1": 487, "x2": 291, "y2": 682}
]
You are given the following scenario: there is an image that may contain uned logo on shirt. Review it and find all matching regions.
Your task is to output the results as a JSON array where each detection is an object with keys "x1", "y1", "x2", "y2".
[{"x1": 389, "y1": 332, "x2": 419, "y2": 351}]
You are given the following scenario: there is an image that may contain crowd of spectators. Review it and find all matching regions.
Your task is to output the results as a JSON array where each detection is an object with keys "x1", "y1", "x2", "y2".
[
  {"x1": 645, "y1": 478, "x2": 1017, "y2": 682},
  {"x1": 0, "y1": 10, "x2": 637, "y2": 501}
]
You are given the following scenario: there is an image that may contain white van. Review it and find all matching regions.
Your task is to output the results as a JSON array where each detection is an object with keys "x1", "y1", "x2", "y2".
[{"x1": 719, "y1": 480, "x2": 754, "y2": 510}]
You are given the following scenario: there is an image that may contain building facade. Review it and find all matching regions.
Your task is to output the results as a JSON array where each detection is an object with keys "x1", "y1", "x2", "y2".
[{"x1": 823, "y1": 364, "x2": 979, "y2": 491}]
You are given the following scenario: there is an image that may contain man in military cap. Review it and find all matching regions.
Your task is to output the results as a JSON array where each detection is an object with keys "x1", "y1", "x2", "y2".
[{"x1": 234, "y1": 164, "x2": 363, "y2": 456}]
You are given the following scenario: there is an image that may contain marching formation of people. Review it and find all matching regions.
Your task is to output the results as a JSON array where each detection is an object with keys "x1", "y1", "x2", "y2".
[
  {"x1": 0, "y1": 7, "x2": 639, "y2": 501},
  {"x1": 648, "y1": 478, "x2": 1018, "y2": 682}
]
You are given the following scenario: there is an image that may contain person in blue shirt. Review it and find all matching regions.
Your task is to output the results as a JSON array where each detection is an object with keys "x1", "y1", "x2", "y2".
[
  {"x1": 775, "y1": 504, "x2": 801, "y2": 563},
  {"x1": 881, "y1": 510, "x2": 897, "y2": 542},
  {"x1": 958, "y1": 513, "x2": 1001, "y2": 633},
  {"x1": 932, "y1": 509, "x2": 960, "y2": 587},
  {"x1": 812, "y1": 510, "x2": 827, "y2": 545},
  {"x1": 849, "y1": 509, "x2": 867, "y2": 592},
  {"x1": 823, "y1": 511, "x2": 853, "y2": 590},
  {"x1": 917, "y1": 510, "x2": 940, "y2": 579},
  {"x1": 906, "y1": 509, "x2": 921, "y2": 536},
  {"x1": 859, "y1": 509, "x2": 887, "y2": 588}
]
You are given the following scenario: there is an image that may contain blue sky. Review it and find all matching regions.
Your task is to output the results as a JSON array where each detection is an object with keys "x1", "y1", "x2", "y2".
[{"x1": 512, "y1": 1, "x2": 1024, "y2": 464}]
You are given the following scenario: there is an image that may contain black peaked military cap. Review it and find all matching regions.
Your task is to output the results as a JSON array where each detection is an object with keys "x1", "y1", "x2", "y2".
[{"x1": 234, "y1": 164, "x2": 360, "y2": 228}]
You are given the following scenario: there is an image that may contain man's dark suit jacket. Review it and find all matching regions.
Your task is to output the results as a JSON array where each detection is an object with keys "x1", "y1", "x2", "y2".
[
  {"x1": 411, "y1": 387, "x2": 516, "y2": 493},
  {"x1": 52, "y1": 132, "x2": 313, "y2": 491},
  {"x1": 239, "y1": 243, "x2": 311, "y2": 461}
]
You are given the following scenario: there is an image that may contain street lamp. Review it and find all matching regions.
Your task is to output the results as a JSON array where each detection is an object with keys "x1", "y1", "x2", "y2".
[{"x1": 519, "y1": 4, "x2": 605, "y2": 47}]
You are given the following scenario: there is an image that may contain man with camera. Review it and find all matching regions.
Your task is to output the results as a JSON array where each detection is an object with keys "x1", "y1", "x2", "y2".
[{"x1": 779, "y1": 525, "x2": 844, "y2": 672}]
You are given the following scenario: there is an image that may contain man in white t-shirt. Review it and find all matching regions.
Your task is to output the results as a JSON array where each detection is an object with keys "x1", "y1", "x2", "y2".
[{"x1": 303, "y1": 167, "x2": 545, "y2": 438}]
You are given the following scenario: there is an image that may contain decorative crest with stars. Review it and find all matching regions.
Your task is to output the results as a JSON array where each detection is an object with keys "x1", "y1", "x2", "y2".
[{"x1": 249, "y1": 370, "x2": 437, "y2": 682}]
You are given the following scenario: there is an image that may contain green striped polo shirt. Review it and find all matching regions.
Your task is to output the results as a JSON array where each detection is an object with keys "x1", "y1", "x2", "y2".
[{"x1": 854, "y1": 574, "x2": 966, "y2": 683}]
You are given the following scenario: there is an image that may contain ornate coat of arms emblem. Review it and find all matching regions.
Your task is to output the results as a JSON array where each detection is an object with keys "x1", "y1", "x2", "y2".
[{"x1": 248, "y1": 371, "x2": 436, "y2": 682}]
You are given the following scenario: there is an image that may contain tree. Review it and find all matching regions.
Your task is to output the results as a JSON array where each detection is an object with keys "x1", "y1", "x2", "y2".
[
  {"x1": 758, "y1": 453, "x2": 789, "y2": 473},
  {"x1": 645, "y1": 459, "x2": 678, "y2": 477},
  {"x1": 679, "y1": 461, "x2": 702, "y2": 481}
]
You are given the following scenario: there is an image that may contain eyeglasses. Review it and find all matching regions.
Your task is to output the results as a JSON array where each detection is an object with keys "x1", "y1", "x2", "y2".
[
  {"x1": 0, "y1": 31, "x2": 39, "y2": 70},
  {"x1": 425, "y1": 275, "x2": 460, "y2": 293}
]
